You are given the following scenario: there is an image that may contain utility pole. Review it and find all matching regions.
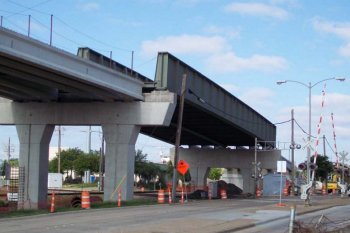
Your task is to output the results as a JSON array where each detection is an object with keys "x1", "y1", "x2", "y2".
[
  {"x1": 4, "y1": 137, "x2": 14, "y2": 180},
  {"x1": 323, "y1": 135, "x2": 328, "y2": 189},
  {"x1": 339, "y1": 151, "x2": 348, "y2": 184},
  {"x1": 254, "y1": 137, "x2": 258, "y2": 198},
  {"x1": 99, "y1": 134, "x2": 105, "y2": 191},
  {"x1": 290, "y1": 109, "x2": 295, "y2": 196},
  {"x1": 58, "y1": 126, "x2": 61, "y2": 173},
  {"x1": 88, "y1": 126, "x2": 92, "y2": 153},
  {"x1": 171, "y1": 74, "x2": 187, "y2": 202}
]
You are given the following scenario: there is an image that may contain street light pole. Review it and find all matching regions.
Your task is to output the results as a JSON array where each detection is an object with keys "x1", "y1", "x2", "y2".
[
  {"x1": 277, "y1": 77, "x2": 345, "y2": 185},
  {"x1": 307, "y1": 82, "x2": 311, "y2": 184}
]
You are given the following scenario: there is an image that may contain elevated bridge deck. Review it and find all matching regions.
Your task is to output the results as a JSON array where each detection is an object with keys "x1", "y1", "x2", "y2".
[{"x1": 141, "y1": 52, "x2": 276, "y2": 147}]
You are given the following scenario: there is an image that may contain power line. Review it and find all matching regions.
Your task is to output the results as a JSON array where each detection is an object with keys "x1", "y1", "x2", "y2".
[
  {"x1": 274, "y1": 119, "x2": 291, "y2": 125},
  {"x1": 53, "y1": 16, "x2": 132, "y2": 53},
  {"x1": 6, "y1": 0, "x2": 53, "y2": 17},
  {"x1": 294, "y1": 119, "x2": 316, "y2": 139},
  {"x1": 325, "y1": 136, "x2": 336, "y2": 155}
]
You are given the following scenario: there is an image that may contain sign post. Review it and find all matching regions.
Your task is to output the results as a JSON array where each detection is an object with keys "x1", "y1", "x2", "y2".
[
  {"x1": 277, "y1": 161, "x2": 286, "y2": 206},
  {"x1": 177, "y1": 160, "x2": 190, "y2": 203}
]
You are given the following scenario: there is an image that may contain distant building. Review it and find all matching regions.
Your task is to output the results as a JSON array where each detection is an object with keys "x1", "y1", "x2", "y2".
[
  {"x1": 49, "y1": 147, "x2": 68, "y2": 161},
  {"x1": 160, "y1": 151, "x2": 170, "y2": 164}
]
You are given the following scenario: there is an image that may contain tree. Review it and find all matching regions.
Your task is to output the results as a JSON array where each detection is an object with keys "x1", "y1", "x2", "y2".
[
  {"x1": 0, "y1": 161, "x2": 6, "y2": 176},
  {"x1": 166, "y1": 161, "x2": 174, "y2": 180},
  {"x1": 48, "y1": 148, "x2": 84, "y2": 176},
  {"x1": 49, "y1": 157, "x2": 58, "y2": 173},
  {"x1": 208, "y1": 168, "x2": 223, "y2": 180},
  {"x1": 135, "y1": 149, "x2": 148, "y2": 175},
  {"x1": 8, "y1": 159, "x2": 19, "y2": 167},
  {"x1": 73, "y1": 151, "x2": 100, "y2": 176},
  {"x1": 313, "y1": 155, "x2": 333, "y2": 182}
]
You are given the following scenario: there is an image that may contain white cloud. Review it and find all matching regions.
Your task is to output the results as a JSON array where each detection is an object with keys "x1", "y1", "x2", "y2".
[
  {"x1": 224, "y1": 2, "x2": 289, "y2": 19},
  {"x1": 339, "y1": 42, "x2": 350, "y2": 57},
  {"x1": 312, "y1": 18, "x2": 350, "y2": 57},
  {"x1": 219, "y1": 83, "x2": 239, "y2": 93},
  {"x1": 239, "y1": 87, "x2": 275, "y2": 113},
  {"x1": 77, "y1": 2, "x2": 100, "y2": 11},
  {"x1": 206, "y1": 52, "x2": 288, "y2": 72},
  {"x1": 141, "y1": 34, "x2": 287, "y2": 73},
  {"x1": 141, "y1": 34, "x2": 230, "y2": 57},
  {"x1": 312, "y1": 18, "x2": 350, "y2": 40},
  {"x1": 204, "y1": 25, "x2": 240, "y2": 39}
]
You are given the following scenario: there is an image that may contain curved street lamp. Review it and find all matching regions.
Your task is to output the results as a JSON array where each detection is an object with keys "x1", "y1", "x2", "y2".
[{"x1": 277, "y1": 77, "x2": 345, "y2": 185}]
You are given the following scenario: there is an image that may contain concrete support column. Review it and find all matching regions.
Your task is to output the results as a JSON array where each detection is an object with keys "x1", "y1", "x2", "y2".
[
  {"x1": 16, "y1": 124, "x2": 54, "y2": 209},
  {"x1": 191, "y1": 166, "x2": 209, "y2": 189},
  {"x1": 240, "y1": 168, "x2": 255, "y2": 194},
  {"x1": 102, "y1": 124, "x2": 140, "y2": 202}
]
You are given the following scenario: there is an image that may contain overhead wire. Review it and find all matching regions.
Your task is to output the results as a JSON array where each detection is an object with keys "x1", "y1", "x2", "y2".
[
  {"x1": 0, "y1": 1, "x2": 161, "y2": 76},
  {"x1": 294, "y1": 118, "x2": 316, "y2": 139},
  {"x1": 274, "y1": 119, "x2": 291, "y2": 125},
  {"x1": 53, "y1": 16, "x2": 132, "y2": 53},
  {"x1": 6, "y1": 0, "x2": 53, "y2": 17}
]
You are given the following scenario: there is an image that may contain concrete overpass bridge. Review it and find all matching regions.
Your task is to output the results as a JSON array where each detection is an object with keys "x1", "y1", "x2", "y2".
[{"x1": 0, "y1": 27, "x2": 280, "y2": 209}]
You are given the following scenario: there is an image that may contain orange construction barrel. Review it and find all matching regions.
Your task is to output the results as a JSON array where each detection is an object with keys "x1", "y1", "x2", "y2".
[
  {"x1": 283, "y1": 186, "x2": 289, "y2": 196},
  {"x1": 81, "y1": 190, "x2": 90, "y2": 209},
  {"x1": 256, "y1": 188, "x2": 261, "y2": 197},
  {"x1": 157, "y1": 189, "x2": 165, "y2": 204},
  {"x1": 220, "y1": 189, "x2": 227, "y2": 200}
]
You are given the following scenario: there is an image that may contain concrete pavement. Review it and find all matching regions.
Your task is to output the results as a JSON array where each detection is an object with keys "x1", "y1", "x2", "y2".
[{"x1": 0, "y1": 195, "x2": 348, "y2": 233}]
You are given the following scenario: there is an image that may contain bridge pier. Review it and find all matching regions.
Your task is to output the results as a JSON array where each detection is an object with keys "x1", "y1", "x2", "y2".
[
  {"x1": 102, "y1": 124, "x2": 140, "y2": 202},
  {"x1": 0, "y1": 91, "x2": 176, "y2": 209},
  {"x1": 174, "y1": 147, "x2": 283, "y2": 194},
  {"x1": 16, "y1": 124, "x2": 54, "y2": 209}
]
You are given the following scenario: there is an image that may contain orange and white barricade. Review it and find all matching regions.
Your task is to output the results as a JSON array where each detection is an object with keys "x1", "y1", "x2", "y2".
[
  {"x1": 158, "y1": 189, "x2": 165, "y2": 204},
  {"x1": 220, "y1": 189, "x2": 227, "y2": 200},
  {"x1": 81, "y1": 190, "x2": 90, "y2": 209}
]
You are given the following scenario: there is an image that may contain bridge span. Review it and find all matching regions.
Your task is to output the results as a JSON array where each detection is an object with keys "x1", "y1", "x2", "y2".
[{"x1": 0, "y1": 27, "x2": 279, "y2": 209}]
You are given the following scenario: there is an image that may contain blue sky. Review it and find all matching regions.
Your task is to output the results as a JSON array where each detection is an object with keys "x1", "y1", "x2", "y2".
[{"x1": 0, "y1": 0, "x2": 349, "y2": 166}]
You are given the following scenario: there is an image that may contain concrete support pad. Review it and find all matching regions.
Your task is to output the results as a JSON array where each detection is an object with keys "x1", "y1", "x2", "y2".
[
  {"x1": 16, "y1": 124, "x2": 54, "y2": 209},
  {"x1": 102, "y1": 124, "x2": 140, "y2": 201}
]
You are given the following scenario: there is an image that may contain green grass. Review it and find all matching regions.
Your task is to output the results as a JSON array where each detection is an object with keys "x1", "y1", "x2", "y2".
[
  {"x1": 0, "y1": 199, "x2": 158, "y2": 219},
  {"x1": 90, "y1": 199, "x2": 158, "y2": 208},
  {"x1": 63, "y1": 183, "x2": 98, "y2": 189}
]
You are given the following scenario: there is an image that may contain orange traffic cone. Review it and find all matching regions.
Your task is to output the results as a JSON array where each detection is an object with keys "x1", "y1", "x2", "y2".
[
  {"x1": 180, "y1": 187, "x2": 184, "y2": 204},
  {"x1": 50, "y1": 191, "x2": 55, "y2": 213},
  {"x1": 118, "y1": 190, "x2": 121, "y2": 207},
  {"x1": 168, "y1": 187, "x2": 172, "y2": 204}
]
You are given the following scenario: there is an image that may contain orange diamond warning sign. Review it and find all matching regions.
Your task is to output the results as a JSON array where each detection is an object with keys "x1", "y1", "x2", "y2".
[{"x1": 177, "y1": 159, "x2": 190, "y2": 175}]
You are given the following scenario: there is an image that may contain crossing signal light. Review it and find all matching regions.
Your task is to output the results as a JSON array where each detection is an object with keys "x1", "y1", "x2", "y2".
[
  {"x1": 309, "y1": 163, "x2": 318, "y2": 170},
  {"x1": 298, "y1": 163, "x2": 306, "y2": 170}
]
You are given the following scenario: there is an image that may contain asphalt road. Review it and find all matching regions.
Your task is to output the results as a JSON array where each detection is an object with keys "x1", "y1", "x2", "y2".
[
  {"x1": 0, "y1": 196, "x2": 348, "y2": 233},
  {"x1": 238, "y1": 204, "x2": 350, "y2": 233}
]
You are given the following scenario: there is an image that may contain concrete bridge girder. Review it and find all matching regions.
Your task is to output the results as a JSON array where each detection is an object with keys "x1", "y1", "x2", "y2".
[
  {"x1": 172, "y1": 147, "x2": 282, "y2": 194},
  {"x1": 0, "y1": 91, "x2": 176, "y2": 209}
]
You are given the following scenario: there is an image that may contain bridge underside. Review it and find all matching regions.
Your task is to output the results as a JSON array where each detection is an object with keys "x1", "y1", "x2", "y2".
[{"x1": 141, "y1": 101, "x2": 254, "y2": 147}]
